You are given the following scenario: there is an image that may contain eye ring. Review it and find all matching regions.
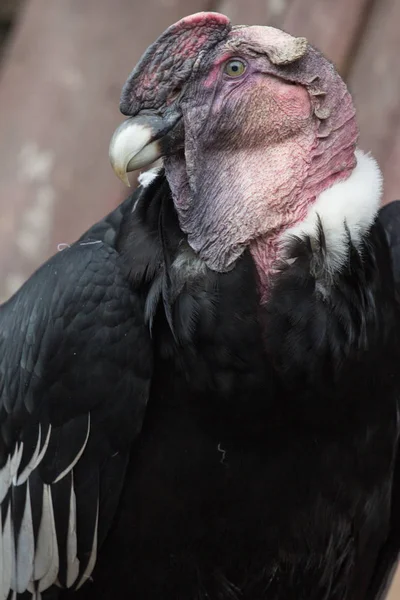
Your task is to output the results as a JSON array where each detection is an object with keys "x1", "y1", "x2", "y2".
[{"x1": 223, "y1": 58, "x2": 247, "y2": 78}]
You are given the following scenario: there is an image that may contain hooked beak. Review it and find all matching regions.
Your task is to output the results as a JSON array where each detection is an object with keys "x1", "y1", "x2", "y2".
[{"x1": 109, "y1": 111, "x2": 182, "y2": 186}]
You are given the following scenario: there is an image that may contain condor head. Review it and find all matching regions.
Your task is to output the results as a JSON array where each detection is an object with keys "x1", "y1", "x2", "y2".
[{"x1": 109, "y1": 12, "x2": 382, "y2": 298}]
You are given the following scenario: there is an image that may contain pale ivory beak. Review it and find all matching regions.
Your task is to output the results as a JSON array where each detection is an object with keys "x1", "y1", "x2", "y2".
[{"x1": 109, "y1": 112, "x2": 181, "y2": 186}]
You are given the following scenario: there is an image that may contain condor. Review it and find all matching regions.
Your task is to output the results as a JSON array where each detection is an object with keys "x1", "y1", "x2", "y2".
[{"x1": 1, "y1": 12, "x2": 400, "y2": 600}]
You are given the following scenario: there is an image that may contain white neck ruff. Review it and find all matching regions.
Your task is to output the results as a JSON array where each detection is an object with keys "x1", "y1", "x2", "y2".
[{"x1": 282, "y1": 149, "x2": 383, "y2": 273}]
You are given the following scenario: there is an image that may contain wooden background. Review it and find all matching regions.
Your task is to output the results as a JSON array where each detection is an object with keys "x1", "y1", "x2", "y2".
[{"x1": 0, "y1": 0, "x2": 399, "y2": 596}]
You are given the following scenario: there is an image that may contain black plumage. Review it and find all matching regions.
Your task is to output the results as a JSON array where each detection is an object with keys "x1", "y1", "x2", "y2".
[
  {"x1": 66, "y1": 175, "x2": 400, "y2": 599},
  {"x1": 0, "y1": 193, "x2": 152, "y2": 597},
  {"x1": 0, "y1": 170, "x2": 400, "y2": 600},
  {"x1": 363, "y1": 200, "x2": 400, "y2": 600}
]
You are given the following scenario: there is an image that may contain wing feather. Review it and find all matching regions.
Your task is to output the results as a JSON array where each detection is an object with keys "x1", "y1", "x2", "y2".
[
  {"x1": 0, "y1": 458, "x2": 11, "y2": 505},
  {"x1": 14, "y1": 482, "x2": 34, "y2": 593},
  {"x1": 0, "y1": 189, "x2": 152, "y2": 598},
  {"x1": 2, "y1": 503, "x2": 12, "y2": 600},
  {"x1": 35, "y1": 485, "x2": 59, "y2": 593},
  {"x1": 65, "y1": 473, "x2": 79, "y2": 589},
  {"x1": 52, "y1": 416, "x2": 90, "y2": 485},
  {"x1": 75, "y1": 500, "x2": 99, "y2": 591},
  {"x1": 15, "y1": 427, "x2": 41, "y2": 487}
]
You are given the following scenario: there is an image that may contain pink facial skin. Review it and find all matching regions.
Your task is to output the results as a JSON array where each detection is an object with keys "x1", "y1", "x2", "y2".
[{"x1": 121, "y1": 15, "x2": 358, "y2": 301}]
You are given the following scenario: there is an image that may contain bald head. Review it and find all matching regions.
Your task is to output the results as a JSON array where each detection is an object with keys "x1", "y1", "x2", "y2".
[
  {"x1": 120, "y1": 12, "x2": 231, "y2": 115},
  {"x1": 110, "y1": 12, "x2": 358, "y2": 276}
]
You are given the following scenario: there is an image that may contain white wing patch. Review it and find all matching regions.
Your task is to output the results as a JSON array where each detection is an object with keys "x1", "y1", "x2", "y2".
[
  {"x1": 35, "y1": 485, "x2": 59, "y2": 592},
  {"x1": 0, "y1": 414, "x2": 97, "y2": 599},
  {"x1": 66, "y1": 474, "x2": 79, "y2": 589},
  {"x1": 1, "y1": 504, "x2": 12, "y2": 600},
  {"x1": 15, "y1": 424, "x2": 52, "y2": 487},
  {"x1": 75, "y1": 500, "x2": 99, "y2": 590},
  {"x1": 15, "y1": 484, "x2": 34, "y2": 593},
  {"x1": 10, "y1": 444, "x2": 24, "y2": 486},
  {"x1": 0, "y1": 457, "x2": 12, "y2": 506},
  {"x1": 14, "y1": 430, "x2": 42, "y2": 487},
  {"x1": 53, "y1": 415, "x2": 90, "y2": 484}
]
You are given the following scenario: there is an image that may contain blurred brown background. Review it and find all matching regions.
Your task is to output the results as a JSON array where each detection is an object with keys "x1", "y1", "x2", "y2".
[{"x1": 0, "y1": 0, "x2": 399, "y2": 595}]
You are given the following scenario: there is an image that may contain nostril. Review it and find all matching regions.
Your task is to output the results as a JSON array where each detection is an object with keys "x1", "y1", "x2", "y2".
[{"x1": 167, "y1": 87, "x2": 182, "y2": 105}]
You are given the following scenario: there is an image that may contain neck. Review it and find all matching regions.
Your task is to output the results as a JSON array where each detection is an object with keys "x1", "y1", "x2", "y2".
[
  {"x1": 165, "y1": 105, "x2": 360, "y2": 277},
  {"x1": 165, "y1": 124, "x2": 319, "y2": 272},
  {"x1": 251, "y1": 149, "x2": 382, "y2": 303}
]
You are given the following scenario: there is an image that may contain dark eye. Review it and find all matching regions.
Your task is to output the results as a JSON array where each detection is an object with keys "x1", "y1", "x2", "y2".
[{"x1": 224, "y1": 59, "x2": 247, "y2": 78}]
